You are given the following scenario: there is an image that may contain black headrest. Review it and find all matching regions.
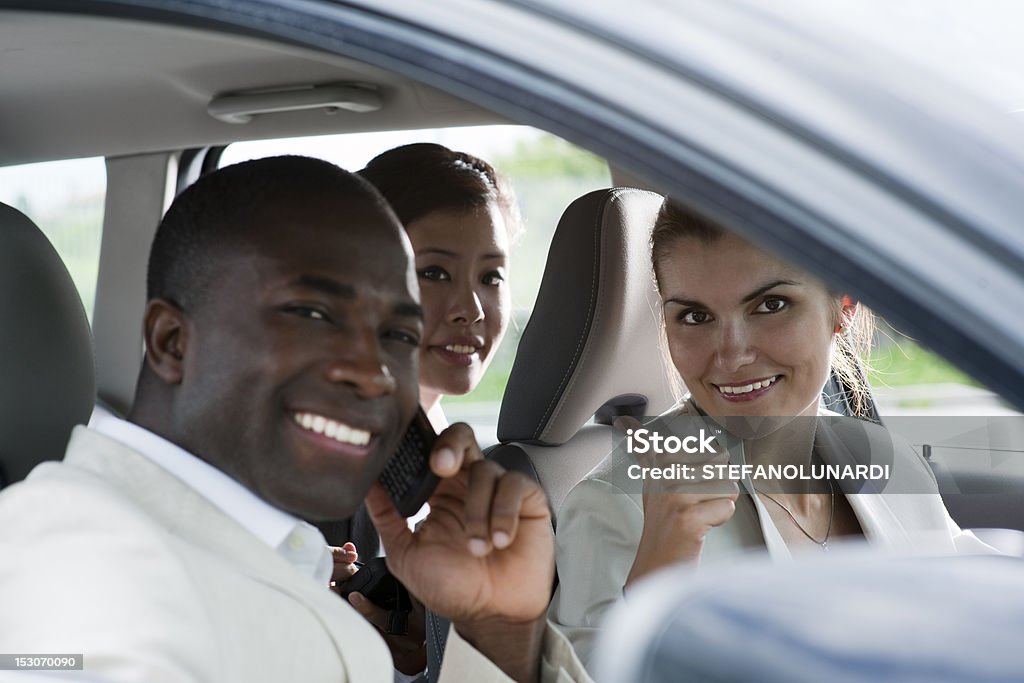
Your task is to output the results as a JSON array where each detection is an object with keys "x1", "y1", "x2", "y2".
[
  {"x1": 0, "y1": 203, "x2": 95, "y2": 486},
  {"x1": 497, "y1": 188, "x2": 677, "y2": 445}
]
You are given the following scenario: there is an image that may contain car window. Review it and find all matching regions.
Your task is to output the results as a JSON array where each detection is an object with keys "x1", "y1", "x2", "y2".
[
  {"x1": 868, "y1": 326, "x2": 1020, "y2": 418},
  {"x1": 0, "y1": 157, "x2": 105, "y2": 321},
  {"x1": 222, "y1": 126, "x2": 611, "y2": 443}
]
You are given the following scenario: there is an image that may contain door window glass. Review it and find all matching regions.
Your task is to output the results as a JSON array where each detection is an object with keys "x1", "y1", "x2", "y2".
[{"x1": 0, "y1": 157, "x2": 105, "y2": 321}]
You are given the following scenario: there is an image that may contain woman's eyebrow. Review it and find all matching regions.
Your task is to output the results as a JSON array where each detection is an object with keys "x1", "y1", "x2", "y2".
[
  {"x1": 663, "y1": 297, "x2": 703, "y2": 309},
  {"x1": 416, "y1": 248, "x2": 507, "y2": 261},
  {"x1": 740, "y1": 279, "x2": 801, "y2": 303},
  {"x1": 415, "y1": 247, "x2": 458, "y2": 257},
  {"x1": 663, "y1": 279, "x2": 801, "y2": 309}
]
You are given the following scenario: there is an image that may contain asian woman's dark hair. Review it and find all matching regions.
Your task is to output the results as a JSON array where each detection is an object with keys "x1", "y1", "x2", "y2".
[
  {"x1": 650, "y1": 198, "x2": 876, "y2": 418},
  {"x1": 358, "y1": 143, "x2": 522, "y2": 242}
]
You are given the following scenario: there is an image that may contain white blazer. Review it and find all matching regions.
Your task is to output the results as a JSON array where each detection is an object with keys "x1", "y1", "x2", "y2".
[
  {"x1": 0, "y1": 426, "x2": 588, "y2": 683},
  {"x1": 548, "y1": 406, "x2": 993, "y2": 672}
]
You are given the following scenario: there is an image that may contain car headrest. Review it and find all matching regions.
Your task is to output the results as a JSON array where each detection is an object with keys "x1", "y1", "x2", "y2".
[
  {"x1": 0, "y1": 202, "x2": 95, "y2": 486},
  {"x1": 498, "y1": 188, "x2": 678, "y2": 445}
]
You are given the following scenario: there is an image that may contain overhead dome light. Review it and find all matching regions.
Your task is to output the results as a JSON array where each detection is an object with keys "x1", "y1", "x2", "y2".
[{"x1": 207, "y1": 83, "x2": 382, "y2": 124}]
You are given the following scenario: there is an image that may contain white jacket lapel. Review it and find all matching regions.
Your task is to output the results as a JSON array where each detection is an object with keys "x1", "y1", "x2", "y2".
[
  {"x1": 63, "y1": 426, "x2": 392, "y2": 683},
  {"x1": 814, "y1": 419, "x2": 912, "y2": 548}
]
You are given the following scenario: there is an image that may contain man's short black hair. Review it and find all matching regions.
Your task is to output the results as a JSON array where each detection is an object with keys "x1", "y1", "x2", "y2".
[{"x1": 147, "y1": 155, "x2": 392, "y2": 311}]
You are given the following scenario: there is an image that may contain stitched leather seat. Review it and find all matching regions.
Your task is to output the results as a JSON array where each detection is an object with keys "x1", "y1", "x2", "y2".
[
  {"x1": 425, "y1": 188, "x2": 678, "y2": 681},
  {"x1": 490, "y1": 187, "x2": 678, "y2": 522},
  {"x1": 0, "y1": 202, "x2": 95, "y2": 488}
]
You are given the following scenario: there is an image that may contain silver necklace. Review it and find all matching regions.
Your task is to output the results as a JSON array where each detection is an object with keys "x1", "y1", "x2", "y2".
[{"x1": 755, "y1": 479, "x2": 835, "y2": 550}]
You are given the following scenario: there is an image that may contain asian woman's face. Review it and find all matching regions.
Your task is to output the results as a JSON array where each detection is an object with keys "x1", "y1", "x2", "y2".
[
  {"x1": 658, "y1": 233, "x2": 839, "y2": 419},
  {"x1": 405, "y1": 205, "x2": 510, "y2": 402}
]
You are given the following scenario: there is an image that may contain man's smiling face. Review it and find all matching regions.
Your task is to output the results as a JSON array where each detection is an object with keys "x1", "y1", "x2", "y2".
[{"x1": 175, "y1": 196, "x2": 422, "y2": 520}]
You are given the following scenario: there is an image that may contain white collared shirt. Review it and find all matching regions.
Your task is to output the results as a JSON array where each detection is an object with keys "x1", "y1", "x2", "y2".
[{"x1": 89, "y1": 408, "x2": 333, "y2": 585}]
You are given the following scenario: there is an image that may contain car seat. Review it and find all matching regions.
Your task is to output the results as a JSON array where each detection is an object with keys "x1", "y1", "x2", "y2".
[
  {"x1": 0, "y1": 202, "x2": 95, "y2": 489},
  {"x1": 425, "y1": 187, "x2": 678, "y2": 682},
  {"x1": 490, "y1": 187, "x2": 678, "y2": 521}
]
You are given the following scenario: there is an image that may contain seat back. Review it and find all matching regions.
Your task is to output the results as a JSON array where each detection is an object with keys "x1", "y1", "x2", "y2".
[
  {"x1": 0, "y1": 202, "x2": 95, "y2": 487},
  {"x1": 425, "y1": 189, "x2": 677, "y2": 683},
  {"x1": 494, "y1": 188, "x2": 676, "y2": 520}
]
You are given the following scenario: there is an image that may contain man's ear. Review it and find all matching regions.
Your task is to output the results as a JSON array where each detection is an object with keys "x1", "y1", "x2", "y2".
[{"x1": 142, "y1": 298, "x2": 189, "y2": 385}]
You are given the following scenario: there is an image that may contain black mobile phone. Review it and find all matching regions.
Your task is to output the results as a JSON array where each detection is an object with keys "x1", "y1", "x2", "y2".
[
  {"x1": 378, "y1": 407, "x2": 440, "y2": 517},
  {"x1": 339, "y1": 557, "x2": 412, "y2": 635},
  {"x1": 339, "y1": 557, "x2": 404, "y2": 609}
]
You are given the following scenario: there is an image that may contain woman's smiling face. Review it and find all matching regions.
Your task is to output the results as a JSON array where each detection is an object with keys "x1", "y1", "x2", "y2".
[
  {"x1": 658, "y1": 232, "x2": 839, "y2": 419},
  {"x1": 405, "y1": 204, "x2": 510, "y2": 404}
]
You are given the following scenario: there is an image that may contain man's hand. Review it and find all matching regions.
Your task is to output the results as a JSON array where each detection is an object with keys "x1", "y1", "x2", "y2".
[{"x1": 365, "y1": 423, "x2": 553, "y2": 683}]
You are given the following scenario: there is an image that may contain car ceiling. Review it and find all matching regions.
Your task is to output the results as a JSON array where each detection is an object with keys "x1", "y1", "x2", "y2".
[
  {"x1": 7, "y1": 1, "x2": 1024, "y2": 412},
  {"x1": 0, "y1": 11, "x2": 506, "y2": 166}
]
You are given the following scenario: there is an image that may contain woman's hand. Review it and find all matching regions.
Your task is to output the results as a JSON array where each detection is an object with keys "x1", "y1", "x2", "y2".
[
  {"x1": 330, "y1": 542, "x2": 428, "y2": 675},
  {"x1": 331, "y1": 544, "x2": 428, "y2": 671},
  {"x1": 622, "y1": 417, "x2": 739, "y2": 588},
  {"x1": 329, "y1": 542, "x2": 360, "y2": 586},
  {"x1": 347, "y1": 590, "x2": 427, "y2": 675}
]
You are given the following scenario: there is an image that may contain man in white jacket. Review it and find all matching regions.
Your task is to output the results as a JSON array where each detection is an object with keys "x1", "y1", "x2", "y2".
[{"x1": 0, "y1": 156, "x2": 587, "y2": 683}]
